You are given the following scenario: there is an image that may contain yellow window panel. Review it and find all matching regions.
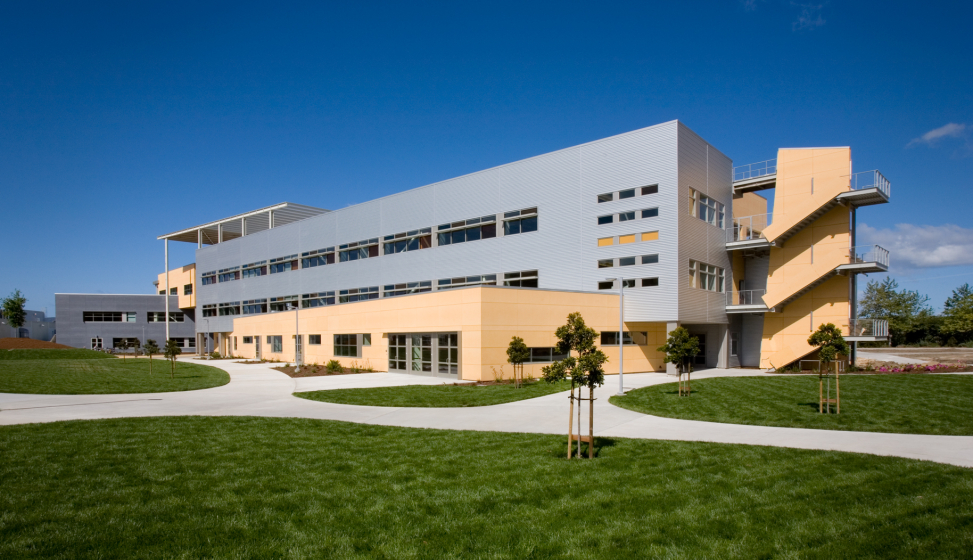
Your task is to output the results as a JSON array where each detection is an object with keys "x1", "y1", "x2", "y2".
[
  {"x1": 597, "y1": 237, "x2": 614, "y2": 247},
  {"x1": 642, "y1": 231, "x2": 659, "y2": 242},
  {"x1": 619, "y1": 234, "x2": 636, "y2": 244}
]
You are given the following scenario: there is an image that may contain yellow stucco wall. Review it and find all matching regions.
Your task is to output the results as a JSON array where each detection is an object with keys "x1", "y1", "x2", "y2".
[
  {"x1": 157, "y1": 264, "x2": 196, "y2": 310},
  {"x1": 224, "y1": 286, "x2": 668, "y2": 380},
  {"x1": 759, "y1": 147, "x2": 853, "y2": 368},
  {"x1": 731, "y1": 192, "x2": 769, "y2": 219}
]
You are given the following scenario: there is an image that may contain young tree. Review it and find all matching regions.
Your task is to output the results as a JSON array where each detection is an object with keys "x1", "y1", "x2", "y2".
[
  {"x1": 144, "y1": 339, "x2": 160, "y2": 374},
  {"x1": 658, "y1": 327, "x2": 700, "y2": 396},
  {"x1": 942, "y1": 285, "x2": 973, "y2": 342},
  {"x1": 541, "y1": 312, "x2": 607, "y2": 459},
  {"x1": 115, "y1": 339, "x2": 128, "y2": 360},
  {"x1": 2, "y1": 289, "x2": 28, "y2": 331},
  {"x1": 808, "y1": 323, "x2": 849, "y2": 414},
  {"x1": 859, "y1": 278, "x2": 932, "y2": 346},
  {"x1": 163, "y1": 339, "x2": 182, "y2": 378},
  {"x1": 506, "y1": 336, "x2": 530, "y2": 388}
]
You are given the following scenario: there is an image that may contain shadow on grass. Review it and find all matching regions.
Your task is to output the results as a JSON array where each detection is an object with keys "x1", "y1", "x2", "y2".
[{"x1": 549, "y1": 437, "x2": 618, "y2": 460}]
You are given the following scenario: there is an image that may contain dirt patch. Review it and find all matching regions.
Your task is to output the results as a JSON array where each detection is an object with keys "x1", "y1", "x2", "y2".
[
  {"x1": 272, "y1": 365, "x2": 370, "y2": 378},
  {"x1": 858, "y1": 347, "x2": 973, "y2": 366},
  {"x1": 0, "y1": 338, "x2": 72, "y2": 350}
]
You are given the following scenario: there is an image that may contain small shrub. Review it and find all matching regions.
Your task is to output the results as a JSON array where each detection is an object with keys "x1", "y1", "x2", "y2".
[
  {"x1": 210, "y1": 351, "x2": 222, "y2": 359},
  {"x1": 491, "y1": 365, "x2": 505, "y2": 383},
  {"x1": 363, "y1": 359, "x2": 374, "y2": 373},
  {"x1": 326, "y1": 360, "x2": 342, "y2": 373}
]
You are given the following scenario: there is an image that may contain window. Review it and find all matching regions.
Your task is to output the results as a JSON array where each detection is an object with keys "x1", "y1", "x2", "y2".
[
  {"x1": 218, "y1": 302, "x2": 241, "y2": 316},
  {"x1": 147, "y1": 312, "x2": 185, "y2": 322},
  {"x1": 503, "y1": 208, "x2": 538, "y2": 236},
  {"x1": 730, "y1": 333, "x2": 739, "y2": 357},
  {"x1": 218, "y1": 266, "x2": 240, "y2": 283},
  {"x1": 642, "y1": 185, "x2": 658, "y2": 195},
  {"x1": 597, "y1": 193, "x2": 613, "y2": 203},
  {"x1": 363, "y1": 333, "x2": 371, "y2": 346},
  {"x1": 689, "y1": 260, "x2": 725, "y2": 292},
  {"x1": 642, "y1": 254, "x2": 659, "y2": 264},
  {"x1": 168, "y1": 337, "x2": 196, "y2": 349},
  {"x1": 384, "y1": 229, "x2": 432, "y2": 255},
  {"x1": 83, "y1": 311, "x2": 136, "y2": 323},
  {"x1": 267, "y1": 335, "x2": 283, "y2": 353},
  {"x1": 202, "y1": 304, "x2": 217, "y2": 317},
  {"x1": 689, "y1": 188, "x2": 725, "y2": 228},
  {"x1": 619, "y1": 234, "x2": 635, "y2": 244},
  {"x1": 597, "y1": 215, "x2": 614, "y2": 225},
  {"x1": 303, "y1": 291, "x2": 336, "y2": 308},
  {"x1": 384, "y1": 281, "x2": 432, "y2": 297},
  {"x1": 598, "y1": 259, "x2": 613, "y2": 268},
  {"x1": 619, "y1": 257, "x2": 636, "y2": 266},
  {"x1": 525, "y1": 347, "x2": 569, "y2": 363},
  {"x1": 598, "y1": 237, "x2": 613, "y2": 247},
  {"x1": 201, "y1": 271, "x2": 217, "y2": 286},
  {"x1": 642, "y1": 278, "x2": 659, "y2": 287},
  {"x1": 641, "y1": 231, "x2": 659, "y2": 242},
  {"x1": 503, "y1": 270, "x2": 538, "y2": 288},
  {"x1": 619, "y1": 189, "x2": 635, "y2": 199},
  {"x1": 438, "y1": 274, "x2": 497, "y2": 290},
  {"x1": 641, "y1": 208, "x2": 658, "y2": 219},
  {"x1": 234, "y1": 337, "x2": 237, "y2": 351},
  {"x1": 242, "y1": 299, "x2": 267, "y2": 314},
  {"x1": 112, "y1": 337, "x2": 141, "y2": 349},
  {"x1": 598, "y1": 278, "x2": 654, "y2": 289},
  {"x1": 338, "y1": 239, "x2": 379, "y2": 262},
  {"x1": 90, "y1": 337, "x2": 103, "y2": 350},
  {"x1": 301, "y1": 248, "x2": 335, "y2": 268},
  {"x1": 242, "y1": 260, "x2": 268, "y2": 278},
  {"x1": 269, "y1": 295, "x2": 298, "y2": 312},
  {"x1": 159, "y1": 290, "x2": 165, "y2": 295},
  {"x1": 619, "y1": 211, "x2": 636, "y2": 222},
  {"x1": 184, "y1": 284, "x2": 193, "y2": 295},
  {"x1": 243, "y1": 336, "x2": 253, "y2": 344},
  {"x1": 600, "y1": 331, "x2": 648, "y2": 345},
  {"x1": 269, "y1": 254, "x2": 299, "y2": 273},
  {"x1": 169, "y1": 287, "x2": 178, "y2": 295},
  {"x1": 309, "y1": 334, "x2": 321, "y2": 345},
  {"x1": 334, "y1": 334, "x2": 364, "y2": 357},
  {"x1": 338, "y1": 286, "x2": 379, "y2": 303},
  {"x1": 598, "y1": 281, "x2": 614, "y2": 290},
  {"x1": 438, "y1": 215, "x2": 497, "y2": 246}
]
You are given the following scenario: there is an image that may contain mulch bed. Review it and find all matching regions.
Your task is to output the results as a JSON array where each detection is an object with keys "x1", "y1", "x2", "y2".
[
  {"x1": 0, "y1": 338, "x2": 72, "y2": 350},
  {"x1": 271, "y1": 365, "x2": 368, "y2": 378}
]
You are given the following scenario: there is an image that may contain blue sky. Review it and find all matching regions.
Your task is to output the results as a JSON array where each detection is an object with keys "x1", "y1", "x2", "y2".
[{"x1": 2, "y1": 1, "x2": 971, "y2": 315}]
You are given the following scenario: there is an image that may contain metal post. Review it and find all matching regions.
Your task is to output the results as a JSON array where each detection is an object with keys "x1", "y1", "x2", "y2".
[
  {"x1": 295, "y1": 299, "x2": 301, "y2": 373},
  {"x1": 164, "y1": 239, "x2": 170, "y2": 342},
  {"x1": 618, "y1": 279, "x2": 625, "y2": 396}
]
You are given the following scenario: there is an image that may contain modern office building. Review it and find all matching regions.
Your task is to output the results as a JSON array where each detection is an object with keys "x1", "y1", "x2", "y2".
[
  {"x1": 144, "y1": 120, "x2": 891, "y2": 380},
  {"x1": 0, "y1": 309, "x2": 56, "y2": 341},
  {"x1": 54, "y1": 294, "x2": 196, "y2": 351}
]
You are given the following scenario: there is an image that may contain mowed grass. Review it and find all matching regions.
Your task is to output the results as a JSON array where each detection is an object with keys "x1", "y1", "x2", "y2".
[
  {"x1": 0, "y1": 358, "x2": 229, "y2": 394},
  {"x1": 611, "y1": 374, "x2": 973, "y2": 435},
  {"x1": 0, "y1": 417, "x2": 971, "y2": 559},
  {"x1": 0, "y1": 348, "x2": 115, "y2": 360},
  {"x1": 296, "y1": 379, "x2": 571, "y2": 407}
]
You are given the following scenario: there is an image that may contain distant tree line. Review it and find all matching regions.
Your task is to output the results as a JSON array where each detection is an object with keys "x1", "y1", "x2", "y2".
[{"x1": 859, "y1": 279, "x2": 973, "y2": 347}]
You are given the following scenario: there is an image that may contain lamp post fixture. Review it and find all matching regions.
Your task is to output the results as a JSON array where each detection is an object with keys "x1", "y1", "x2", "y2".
[{"x1": 606, "y1": 277, "x2": 626, "y2": 396}]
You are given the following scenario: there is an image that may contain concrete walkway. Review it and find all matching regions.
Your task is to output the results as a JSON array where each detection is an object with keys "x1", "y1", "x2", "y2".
[{"x1": 1, "y1": 359, "x2": 971, "y2": 468}]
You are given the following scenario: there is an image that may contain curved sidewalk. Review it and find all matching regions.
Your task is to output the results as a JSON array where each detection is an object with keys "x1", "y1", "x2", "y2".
[{"x1": 0, "y1": 359, "x2": 971, "y2": 468}]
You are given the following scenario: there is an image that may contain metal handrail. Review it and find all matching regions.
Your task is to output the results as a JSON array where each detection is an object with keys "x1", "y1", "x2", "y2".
[
  {"x1": 727, "y1": 213, "x2": 773, "y2": 242},
  {"x1": 726, "y1": 289, "x2": 766, "y2": 306},
  {"x1": 848, "y1": 245, "x2": 890, "y2": 267},
  {"x1": 733, "y1": 159, "x2": 777, "y2": 182},
  {"x1": 847, "y1": 170, "x2": 891, "y2": 197},
  {"x1": 848, "y1": 318, "x2": 889, "y2": 337}
]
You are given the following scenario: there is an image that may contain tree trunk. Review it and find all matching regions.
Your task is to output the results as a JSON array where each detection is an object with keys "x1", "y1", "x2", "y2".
[
  {"x1": 148, "y1": 354, "x2": 152, "y2": 375},
  {"x1": 567, "y1": 383, "x2": 574, "y2": 459},
  {"x1": 588, "y1": 385, "x2": 594, "y2": 459},
  {"x1": 576, "y1": 386, "x2": 582, "y2": 459}
]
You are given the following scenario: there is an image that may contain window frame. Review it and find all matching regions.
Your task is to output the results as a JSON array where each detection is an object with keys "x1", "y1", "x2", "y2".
[
  {"x1": 301, "y1": 248, "x2": 335, "y2": 269},
  {"x1": 503, "y1": 270, "x2": 538, "y2": 288},
  {"x1": 600, "y1": 331, "x2": 648, "y2": 346},
  {"x1": 269, "y1": 254, "x2": 299, "y2": 274},
  {"x1": 502, "y1": 207, "x2": 538, "y2": 236},
  {"x1": 384, "y1": 229, "x2": 432, "y2": 255},
  {"x1": 384, "y1": 281, "x2": 432, "y2": 297},
  {"x1": 302, "y1": 291, "x2": 336, "y2": 308},
  {"x1": 689, "y1": 260, "x2": 725, "y2": 292},
  {"x1": 437, "y1": 215, "x2": 498, "y2": 246},
  {"x1": 242, "y1": 260, "x2": 268, "y2": 278},
  {"x1": 338, "y1": 286, "x2": 379, "y2": 303},
  {"x1": 437, "y1": 274, "x2": 498, "y2": 290}
]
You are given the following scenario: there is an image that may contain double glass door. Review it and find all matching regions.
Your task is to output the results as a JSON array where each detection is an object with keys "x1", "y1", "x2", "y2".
[{"x1": 389, "y1": 333, "x2": 458, "y2": 377}]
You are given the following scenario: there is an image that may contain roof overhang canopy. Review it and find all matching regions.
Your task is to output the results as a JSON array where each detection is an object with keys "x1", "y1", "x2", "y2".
[{"x1": 157, "y1": 202, "x2": 329, "y2": 245}]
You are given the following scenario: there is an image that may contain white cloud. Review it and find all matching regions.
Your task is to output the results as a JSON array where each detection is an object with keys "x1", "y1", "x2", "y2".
[
  {"x1": 858, "y1": 223, "x2": 973, "y2": 269},
  {"x1": 907, "y1": 123, "x2": 968, "y2": 148},
  {"x1": 792, "y1": 3, "x2": 825, "y2": 31}
]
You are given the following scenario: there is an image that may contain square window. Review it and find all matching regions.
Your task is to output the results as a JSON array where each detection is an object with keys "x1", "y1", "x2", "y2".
[
  {"x1": 597, "y1": 193, "x2": 613, "y2": 203},
  {"x1": 598, "y1": 259, "x2": 613, "y2": 268},
  {"x1": 642, "y1": 254, "x2": 659, "y2": 264},
  {"x1": 619, "y1": 257, "x2": 636, "y2": 266},
  {"x1": 619, "y1": 189, "x2": 635, "y2": 199},
  {"x1": 622, "y1": 279, "x2": 635, "y2": 288},
  {"x1": 309, "y1": 335, "x2": 321, "y2": 345},
  {"x1": 597, "y1": 215, "x2": 613, "y2": 225},
  {"x1": 642, "y1": 185, "x2": 658, "y2": 195},
  {"x1": 642, "y1": 278, "x2": 659, "y2": 287}
]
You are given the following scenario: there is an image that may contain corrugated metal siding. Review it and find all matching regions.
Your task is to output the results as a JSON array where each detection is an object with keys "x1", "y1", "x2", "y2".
[{"x1": 54, "y1": 294, "x2": 195, "y2": 349}]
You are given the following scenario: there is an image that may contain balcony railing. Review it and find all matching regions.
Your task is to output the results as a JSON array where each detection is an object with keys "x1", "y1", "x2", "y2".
[
  {"x1": 848, "y1": 245, "x2": 890, "y2": 268},
  {"x1": 733, "y1": 158, "x2": 777, "y2": 182},
  {"x1": 848, "y1": 170, "x2": 891, "y2": 198},
  {"x1": 727, "y1": 289, "x2": 766, "y2": 306},
  {"x1": 727, "y1": 213, "x2": 773, "y2": 242},
  {"x1": 848, "y1": 318, "x2": 889, "y2": 338}
]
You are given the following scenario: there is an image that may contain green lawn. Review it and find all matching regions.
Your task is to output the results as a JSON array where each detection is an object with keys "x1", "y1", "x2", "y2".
[
  {"x1": 296, "y1": 379, "x2": 571, "y2": 407},
  {"x1": 0, "y1": 358, "x2": 229, "y2": 394},
  {"x1": 0, "y1": 348, "x2": 115, "y2": 360},
  {"x1": 610, "y1": 374, "x2": 973, "y2": 435},
  {"x1": 0, "y1": 417, "x2": 970, "y2": 558}
]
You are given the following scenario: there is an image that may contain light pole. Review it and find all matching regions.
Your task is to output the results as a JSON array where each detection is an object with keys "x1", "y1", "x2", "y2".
[
  {"x1": 294, "y1": 299, "x2": 301, "y2": 373},
  {"x1": 606, "y1": 277, "x2": 626, "y2": 396}
]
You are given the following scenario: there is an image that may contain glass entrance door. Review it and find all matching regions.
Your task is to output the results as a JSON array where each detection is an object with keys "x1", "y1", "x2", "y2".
[
  {"x1": 255, "y1": 336, "x2": 261, "y2": 360},
  {"x1": 389, "y1": 332, "x2": 458, "y2": 378},
  {"x1": 694, "y1": 334, "x2": 707, "y2": 366}
]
